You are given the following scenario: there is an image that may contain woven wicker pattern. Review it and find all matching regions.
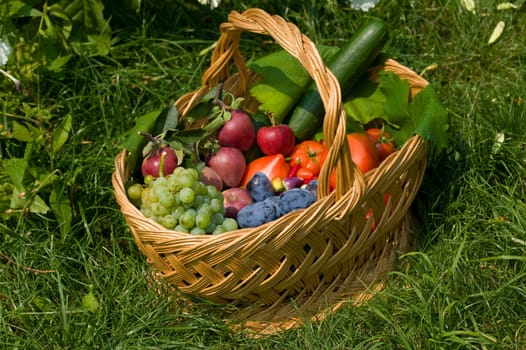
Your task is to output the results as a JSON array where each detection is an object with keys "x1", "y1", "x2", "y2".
[{"x1": 112, "y1": 8, "x2": 431, "y2": 334}]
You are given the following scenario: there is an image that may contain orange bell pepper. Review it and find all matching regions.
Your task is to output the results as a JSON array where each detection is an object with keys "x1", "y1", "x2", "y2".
[{"x1": 241, "y1": 154, "x2": 291, "y2": 188}]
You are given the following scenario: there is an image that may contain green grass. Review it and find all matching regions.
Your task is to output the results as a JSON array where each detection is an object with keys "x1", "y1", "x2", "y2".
[{"x1": 1, "y1": 0, "x2": 526, "y2": 348}]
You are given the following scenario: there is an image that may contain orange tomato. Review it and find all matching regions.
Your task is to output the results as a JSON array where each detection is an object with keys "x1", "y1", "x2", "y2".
[
  {"x1": 330, "y1": 133, "x2": 379, "y2": 190},
  {"x1": 241, "y1": 154, "x2": 290, "y2": 187}
]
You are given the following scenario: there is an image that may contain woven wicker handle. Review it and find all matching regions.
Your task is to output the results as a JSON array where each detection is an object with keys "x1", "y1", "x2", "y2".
[{"x1": 200, "y1": 8, "x2": 365, "y2": 199}]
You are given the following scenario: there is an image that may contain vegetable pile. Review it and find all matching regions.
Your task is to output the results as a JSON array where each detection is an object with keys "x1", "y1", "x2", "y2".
[{"x1": 121, "y1": 19, "x2": 448, "y2": 235}]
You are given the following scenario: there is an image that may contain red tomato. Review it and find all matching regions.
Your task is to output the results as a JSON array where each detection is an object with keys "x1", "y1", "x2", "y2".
[
  {"x1": 241, "y1": 154, "x2": 290, "y2": 188},
  {"x1": 366, "y1": 128, "x2": 396, "y2": 162},
  {"x1": 296, "y1": 168, "x2": 316, "y2": 183},
  {"x1": 288, "y1": 140, "x2": 328, "y2": 177},
  {"x1": 330, "y1": 133, "x2": 379, "y2": 190}
]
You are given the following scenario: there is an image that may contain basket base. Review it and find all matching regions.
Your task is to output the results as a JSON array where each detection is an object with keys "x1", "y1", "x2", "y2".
[
  {"x1": 227, "y1": 212, "x2": 416, "y2": 336},
  {"x1": 148, "y1": 212, "x2": 417, "y2": 337}
]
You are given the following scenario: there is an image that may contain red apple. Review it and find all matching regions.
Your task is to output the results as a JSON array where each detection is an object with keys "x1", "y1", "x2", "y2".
[
  {"x1": 222, "y1": 187, "x2": 253, "y2": 218},
  {"x1": 199, "y1": 166, "x2": 223, "y2": 191},
  {"x1": 207, "y1": 146, "x2": 246, "y2": 188},
  {"x1": 141, "y1": 146, "x2": 178, "y2": 178},
  {"x1": 257, "y1": 125, "x2": 295, "y2": 156},
  {"x1": 217, "y1": 109, "x2": 256, "y2": 152}
]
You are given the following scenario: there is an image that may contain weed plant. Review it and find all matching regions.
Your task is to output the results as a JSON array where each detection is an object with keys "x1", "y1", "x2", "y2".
[{"x1": 1, "y1": 0, "x2": 525, "y2": 348}]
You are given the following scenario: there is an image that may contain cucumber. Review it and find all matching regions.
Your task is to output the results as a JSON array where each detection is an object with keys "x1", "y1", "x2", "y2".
[{"x1": 287, "y1": 20, "x2": 388, "y2": 140}]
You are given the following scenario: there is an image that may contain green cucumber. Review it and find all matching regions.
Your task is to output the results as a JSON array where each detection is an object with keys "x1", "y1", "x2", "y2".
[{"x1": 287, "y1": 20, "x2": 388, "y2": 140}]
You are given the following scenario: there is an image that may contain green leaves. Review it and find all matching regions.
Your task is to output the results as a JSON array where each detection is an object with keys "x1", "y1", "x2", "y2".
[
  {"x1": 2, "y1": 158, "x2": 53, "y2": 215},
  {"x1": 344, "y1": 71, "x2": 449, "y2": 152},
  {"x1": 61, "y1": 0, "x2": 111, "y2": 56},
  {"x1": 247, "y1": 46, "x2": 448, "y2": 153},
  {"x1": 2, "y1": 0, "x2": 111, "y2": 80}
]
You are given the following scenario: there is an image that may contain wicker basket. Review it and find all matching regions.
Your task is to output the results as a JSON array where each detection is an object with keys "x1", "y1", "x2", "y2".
[{"x1": 112, "y1": 8, "x2": 431, "y2": 335}]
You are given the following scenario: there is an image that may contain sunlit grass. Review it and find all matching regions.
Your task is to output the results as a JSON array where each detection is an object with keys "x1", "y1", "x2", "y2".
[{"x1": 1, "y1": 0, "x2": 525, "y2": 348}]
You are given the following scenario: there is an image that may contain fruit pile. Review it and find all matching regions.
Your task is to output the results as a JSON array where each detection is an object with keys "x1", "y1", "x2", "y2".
[
  {"x1": 126, "y1": 87, "x2": 396, "y2": 234},
  {"x1": 124, "y1": 18, "x2": 448, "y2": 235}
]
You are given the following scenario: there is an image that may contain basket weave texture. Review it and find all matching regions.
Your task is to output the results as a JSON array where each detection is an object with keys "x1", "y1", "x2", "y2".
[{"x1": 112, "y1": 8, "x2": 430, "y2": 334}]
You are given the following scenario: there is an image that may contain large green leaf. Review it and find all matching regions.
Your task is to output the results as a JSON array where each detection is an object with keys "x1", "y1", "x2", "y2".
[
  {"x1": 408, "y1": 85, "x2": 449, "y2": 151},
  {"x1": 121, "y1": 108, "x2": 164, "y2": 170},
  {"x1": 343, "y1": 77, "x2": 387, "y2": 125},
  {"x1": 52, "y1": 113, "x2": 72, "y2": 153},
  {"x1": 2, "y1": 158, "x2": 27, "y2": 191},
  {"x1": 248, "y1": 45, "x2": 338, "y2": 124},
  {"x1": 378, "y1": 71, "x2": 411, "y2": 126},
  {"x1": 11, "y1": 121, "x2": 34, "y2": 142}
]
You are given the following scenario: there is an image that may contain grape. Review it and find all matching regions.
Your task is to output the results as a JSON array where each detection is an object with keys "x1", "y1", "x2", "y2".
[
  {"x1": 197, "y1": 203, "x2": 212, "y2": 216},
  {"x1": 172, "y1": 167, "x2": 186, "y2": 177},
  {"x1": 205, "y1": 222, "x2": 216, "y2": 233},
  {"x1": 178, "y1": 172, "x2": 196, "y2": 188},
  {"x1": 209, "y1": 198, "x2": 223, "y2": 213},
  {"x1": 193, "y1": 195, "x2": 205, "y2": 208},
  {"x1": 212, "y1": 212, "x2": 224, "y2": 225},
  {"x1": 222, "y1": 217, "x2": 238, "y2": 231},
  {"x1": 196, "y1": 211, "x2": 212, "y2": 229},
  {"x1": 127, "y1": 183, "x2": 143, "y2": 201},
  {"x1": 167, "y1": 174, "x2": 182, "y2": 192},
  {"x1": 144, "y1": 175, "x2": 155, "y2": 185},
  {"x1": 175, "y1": 224, "x2": 189, "y2": 233},
  {"x1": 179, "y1": 209, "x2": 196, "y2": 229},
  {"x1": 193, "y1": 181, "x2": 208, "y2": 195},
  {"x1": 190, "y1": 227, "x2": 206, "y2": 235},
  {"x1": 186, "y1": 167, "x2": 199, "y2": 180},
  {"x1": 159, "y1": 192, "x2": 175, "y2": 208},
  {"x1": 152, "y1": 202, "x2": 169, "y2": 216},
  {"x1": 172, "y1": 206, "x2": 185, "y2": 220},
  {"x1": 161, "y1": 215, "x2": 177, "y2": 229},
  {"x1": 212, "y1": 225, "x2": 227, "y2": 235},
  {"x1": 206, "y1": 185, "x2": 219, "y2": 199},
  {"x1": 136, "y1": 166, "x2": 237, "y2": 234},
  {"x1": 178, "y1": 187, "x2": 195, "y2": 205}
]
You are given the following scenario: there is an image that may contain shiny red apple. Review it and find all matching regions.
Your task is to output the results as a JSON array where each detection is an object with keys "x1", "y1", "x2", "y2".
[
  {"x1": 207, "y1": 146, "x2": 246, "y2": 188},
  {"x1": 217, "y1": 109, "x2": 256, "y2": 152},
  {"x1": 222, "y1": 187, "x2": 253, "y2": 218},
  {"x1": 141, "y1": 146, "x2": 178, "y2": 178},
  {"x1": 257, "y1": 124, "x2": 295, "y2": 156}
]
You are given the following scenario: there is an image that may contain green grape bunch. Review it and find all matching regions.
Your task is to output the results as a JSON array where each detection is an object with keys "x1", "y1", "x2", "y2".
[{"x1": 127, "y1": 167, "x2": 237, "y2": 234}]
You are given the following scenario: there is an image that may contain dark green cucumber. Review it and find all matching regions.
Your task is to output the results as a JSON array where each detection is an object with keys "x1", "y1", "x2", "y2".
[{"x1": 287, "y1": 20, "x2": 388, "y2": 140}]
